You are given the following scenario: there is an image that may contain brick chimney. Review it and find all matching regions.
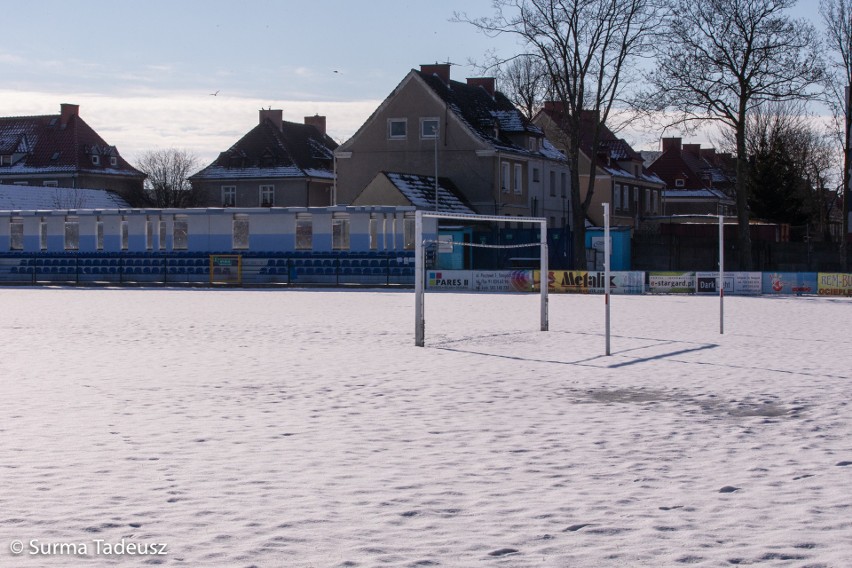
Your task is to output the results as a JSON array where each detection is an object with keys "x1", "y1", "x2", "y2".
[
  {"x1": 700, "y1": 147, "x2": 716, "y2": 161},
  {"x1": 420, "y1": 63, "x2": 450, "y2": 85},
  {"x1": 661, "y1": 137, "x2": 682, "y2": 153},
  {"x1": 60, "y1": 103, "x2": 79, "y2": 128},
  {"x1": 683, "y1": 143, "x2": 701, "y2": 157},
  {"x1": 467, "y1": 77, "x2": 495, "y2": 96},
  {"x1": 304, "y1": 114, "x2": 326, "y2": 135},
  {"x1": 259, "y1": 109, "x2": 283, "y2": 129}
]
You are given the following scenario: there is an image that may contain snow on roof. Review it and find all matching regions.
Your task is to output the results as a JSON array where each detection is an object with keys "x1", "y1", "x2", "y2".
[
  {"x1": 385, "y1": 172, "x2": 476, "y2": 214},
  {"x1": 664, "y1": 188, "x2": 733, "y2": 201},
  {"x1": 188, "y1": 165, "x2": 307, "y2": 180},
  {"x1": 0, "y1": 183, "x2": 130, "y2": 210}
]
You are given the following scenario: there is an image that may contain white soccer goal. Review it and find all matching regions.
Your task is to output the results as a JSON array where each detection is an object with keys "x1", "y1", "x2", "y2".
[{"x1": 414, "y1": 211, "x2": 548, "y2": 346}]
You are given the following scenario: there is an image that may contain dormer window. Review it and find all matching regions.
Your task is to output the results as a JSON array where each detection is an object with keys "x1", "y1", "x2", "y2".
[
  {"x1": 110, "y1": 156, "x2": 118, "y2": 166},
  {"x1": 675, "y1": 178, "x2": 685, "y2": 188},
  {"x1": 0, "y1": 155, "x2": 11, "y2": 166},
  {"x1": 91, "y1": 155, "x2": 100, "y2": 165}
]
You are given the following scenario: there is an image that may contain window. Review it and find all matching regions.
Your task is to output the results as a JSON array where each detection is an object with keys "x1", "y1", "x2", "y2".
[
  {"x1": 332, "y1": 214, "x2": 350, "y2": 250},
  {"x1": 645, "y1": 189, "x2": 651, "y2": 213},
  {"x1": 120, "y1": 220, "x2": 128, "y2": 250},
  {"x1": 10, "y1": 218, "x2": 23, "y2": 250},
  {"x1": 388, "y1": 118, "x2": 407, "y2": 139},
  {"x1": 561, "y1": 173, "x2": 567, "y2": 198},
  {"x1": 369, "y1": 215, "x2": 379, "y2": 250},
  {"x1": 501, "y1": 162, "x2": 510, "y2": 193},
  {"x1": 91, "y1": 155, "x2": 100, "y2": 165},
  {"x1": 233, "y1": 215, "x2": 249, "y2": 249},
  {"x1": 295, "y1": 215, "x2": 312, "y2": 250},
  {"x1": 43, "y1": 180, "x2": 59, "y2": 187},
  {"x1": 64, "y1": 218, "x2": 79, "y2": 250},
  {"x1": 622, "y1": 186, "x2": 630, "y2": 212},
  {"x1": 222, "y1": 186, "x2": 236, "y2": 207},
  {"x1": 651, "y1": 190, "x2": 658, "y2": 214},
  {"x1": 259, "y1": 185, "x2": 274, "y2": 207},
  {"x1": 39, "y1": 220, "x2": 47, "y2": 251},
  {"x1": 675, "y1": 178, "x2": 685, "y2": 188},
  {"x1": 514, "y1": 164, "x2": 522, "y2": 195},
  {"x1": 158, "y1": 221, "x2": 167, "y2": 250},
  {"x1": 532, "y1": 168, "x2": 540, "y2": 183},
  {"x1": 0, "y1": 155, "x2": 11, "y2": 165},
  {"x1": 173, "y1": 216, "x2": 188, "y2": 250},
  {"x1": 13, "y1": 181, "x2": 28, "y2": 186},
  {"x1": 614, "y1": 184, "x2": 622, "y2": 210},
  {"x1": 403, "y1": 217, "x2": 415, "y2": 250},
  {"x1": 421, "y1": 118, "x2": 439, "y2": 139},
  {"x1": 549, "y1": 171, "x2": 556, "y2": 197},
  {"x1": 96, "y1": 221, "x2": 104, "y2": 250},
  {"x1": 145, "y1": 220, "x2": 153, "y2": 250},
  {"x1": 110, "y1": 157, "x2": 118, "y2": 167}
]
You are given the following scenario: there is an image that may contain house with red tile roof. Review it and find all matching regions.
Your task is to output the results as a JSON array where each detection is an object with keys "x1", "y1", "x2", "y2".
[
  {"x1": 645, "y1": 137, "x2": 736, "y2": 216},
  {"x1": 532, "y1": 104, "x2": 664, "y2": 229},
  {"x1": 189, "y1": 110, "x2": 337, "y2": 208},
  {"x1": 0, "y1": 104, "x2": 146, "y2": 205}
]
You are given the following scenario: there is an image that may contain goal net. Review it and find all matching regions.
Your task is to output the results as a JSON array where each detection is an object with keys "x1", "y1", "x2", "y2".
[{"x1": 414, "y1": 211, "x2": 548, "y2": 346}]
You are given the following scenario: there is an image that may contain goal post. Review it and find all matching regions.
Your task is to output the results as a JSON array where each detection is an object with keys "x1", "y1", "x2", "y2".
[{"x1": 414, "y1": 210, "x2": 548, "y2": 347}]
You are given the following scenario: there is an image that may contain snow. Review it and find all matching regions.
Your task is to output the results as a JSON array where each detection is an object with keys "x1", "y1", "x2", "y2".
[{"x1": 0, "y1": 289, "x2": 850, "y2": 567}]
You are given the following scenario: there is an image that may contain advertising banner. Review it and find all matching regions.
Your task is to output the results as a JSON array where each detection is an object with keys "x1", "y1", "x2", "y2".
[
  {"x1": 695, "y1": 272, "x2": 761, "y2": 295},
  {"x1": 426, "y1": 270, "x2": 534, "y2": 292},
  {"x1": 532, "y1": 271, "x2": 645, "y2": 294},
  {"x1": 818, "y1": 273, "x2": 852, "y2": 296},
  {"x1": 762, "y1": 272, "x2": 817, "y2": 295},
  {"x1": 648, "y1": 272, "x2": 695, "y2": 294},
  {"x1": 426, "y1": 270, "x2": 472, "y2": 291},
  {"x1": 472, "y1": 270, "x2": 534, "y2": 292}
]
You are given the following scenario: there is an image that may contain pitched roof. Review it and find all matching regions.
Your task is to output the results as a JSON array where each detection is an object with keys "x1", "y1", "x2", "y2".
[
  {"x1": 647, "y1": 141, "x2": 735, "y2": 192},
  {"x1": 415, "y1": 71, "x2": 565, "y2": 161},
  {"x1": 0, "y1": 108, "x2": 144, "y2": 178},
  {"x1": 382, "y1": 172, "x2": 476, "y2": 214},
  {"x1": 537, "y1": 105, "x2": 660, "y2": 184},
  {"x1": 0, "y1": 182, "x2": 130, "y2": 210},
  {"x1": 191, "y1": 118, "x2": 338, "y2": 181}
]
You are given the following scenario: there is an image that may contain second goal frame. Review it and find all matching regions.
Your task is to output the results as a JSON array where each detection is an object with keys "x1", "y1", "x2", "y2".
[{"x1": 414, "y1": 210, "x2": 549, "y2": 347}]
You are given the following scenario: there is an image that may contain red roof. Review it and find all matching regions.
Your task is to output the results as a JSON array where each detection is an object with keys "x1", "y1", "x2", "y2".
[{"x1": 0, "y1": 105, "x2": 144, "y2": 178}]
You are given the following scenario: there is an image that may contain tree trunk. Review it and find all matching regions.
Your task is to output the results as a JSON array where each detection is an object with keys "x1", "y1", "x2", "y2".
[{"x1": 735, "y1": 119, "x2": 753, "y2": 270}]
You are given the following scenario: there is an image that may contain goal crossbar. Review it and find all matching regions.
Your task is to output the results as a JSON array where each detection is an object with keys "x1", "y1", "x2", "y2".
[{"x1": 414, "y1": 210, "x2": 548, "y2": 347}]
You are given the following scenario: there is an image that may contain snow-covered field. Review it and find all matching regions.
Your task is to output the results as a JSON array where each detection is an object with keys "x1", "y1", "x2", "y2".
[{"x1": 0, "y1": 288, "x2": 850, "y2": 567}]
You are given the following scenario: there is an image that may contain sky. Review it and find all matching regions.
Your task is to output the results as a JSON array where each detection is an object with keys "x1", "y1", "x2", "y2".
[{"x1": 0, "y1": 0, "x2": 822, "y2": 168}]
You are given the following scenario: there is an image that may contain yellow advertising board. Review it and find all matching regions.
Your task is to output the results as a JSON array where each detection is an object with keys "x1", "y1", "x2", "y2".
[{"x1": 817, "y1": 273, "x2": 852, "y2": 296}]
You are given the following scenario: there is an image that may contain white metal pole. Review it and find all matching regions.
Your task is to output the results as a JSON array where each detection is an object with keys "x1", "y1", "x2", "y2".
[
  {"x1": 719, "y1": 214, "x2": 724, "y2": 335},
  {"x1": 604, "y1": 203, "x2": 611, "y2": 356},
  {"x1": 540, "y1": 220, "x2": 549, "y2": 331},
  {"x1": 415, "y1": 211, "x2": 425, "y2": 346}
]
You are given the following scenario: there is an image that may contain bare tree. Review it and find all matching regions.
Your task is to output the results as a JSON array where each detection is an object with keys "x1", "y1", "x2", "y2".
[
  {"x1": 135, "y1": 149, "x2": 201, "y2": 208},
  {"x1": 51, "y1": 187, "x2": 88, "y2": 209},
  {"x1": 647, "y1": 0, "x2": 824, "y2": 269},
  {"x1": 497, "y1": 55, "x2": 550, "y2": 119},
  {"x1": 820, "y1": 0, "x2": 852, "y2": 267},
  {"x1": 457, "y1": 0, "x2": 661, "y2": 269}
]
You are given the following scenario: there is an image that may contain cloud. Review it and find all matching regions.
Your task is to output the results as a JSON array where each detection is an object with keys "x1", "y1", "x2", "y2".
[{"x1": 0, "y1": 89, "x2": 380, "y2": 167}]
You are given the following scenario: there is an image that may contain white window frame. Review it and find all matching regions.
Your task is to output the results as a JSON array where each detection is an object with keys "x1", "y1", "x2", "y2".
[
  {"x1": 232, "y1": 215, "x2": 250, "y2": 250},
  {"x1": 9, "y1": 218, "x2": 24, "y2": 251},
  {"x1": 332, "y1": 214, "x2": 350, "y2": 250},
  {"x1": 64, "y1": 218, "x2": 80, "y2": 251},
  {"x1": 110, "y1": 156, "x2": 118, "y2": 167},
  {"x1": 43, "y1": 180, "x2": 59, "y2": 187},
  {"x1": 420, "y1": 117, "x2": 439, "y2": 139},
  {"x1": 222, "y1": 185, "x2": 236, "y2": 207},
  {"x1": 675, "y1": 178, "x2": 685, "y2": 188},
  {"x1": 259, "y1": 185, "x2": 274, "y2": 207},
  {"x1": 295, "y1": 215, "x2": 312, "y2": 250},
  {"x1": 96, "y1": 221, "x2": 104, "y2": 250},
  {"x1": 173, "y1": 216, "x2": 188, "y2": 250},
  {"x1": 501, "y1": 162, "x2": 510, "y2": 193},
  {"x1": 91, "y1": 155, "x2": 100, "y2": 165},
  {"x1": 388, "y1": 118, "x2": 407, "y2": 140},
  {"x1": 514, "y1": 164, "x2": 523, "y2": 195}
]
